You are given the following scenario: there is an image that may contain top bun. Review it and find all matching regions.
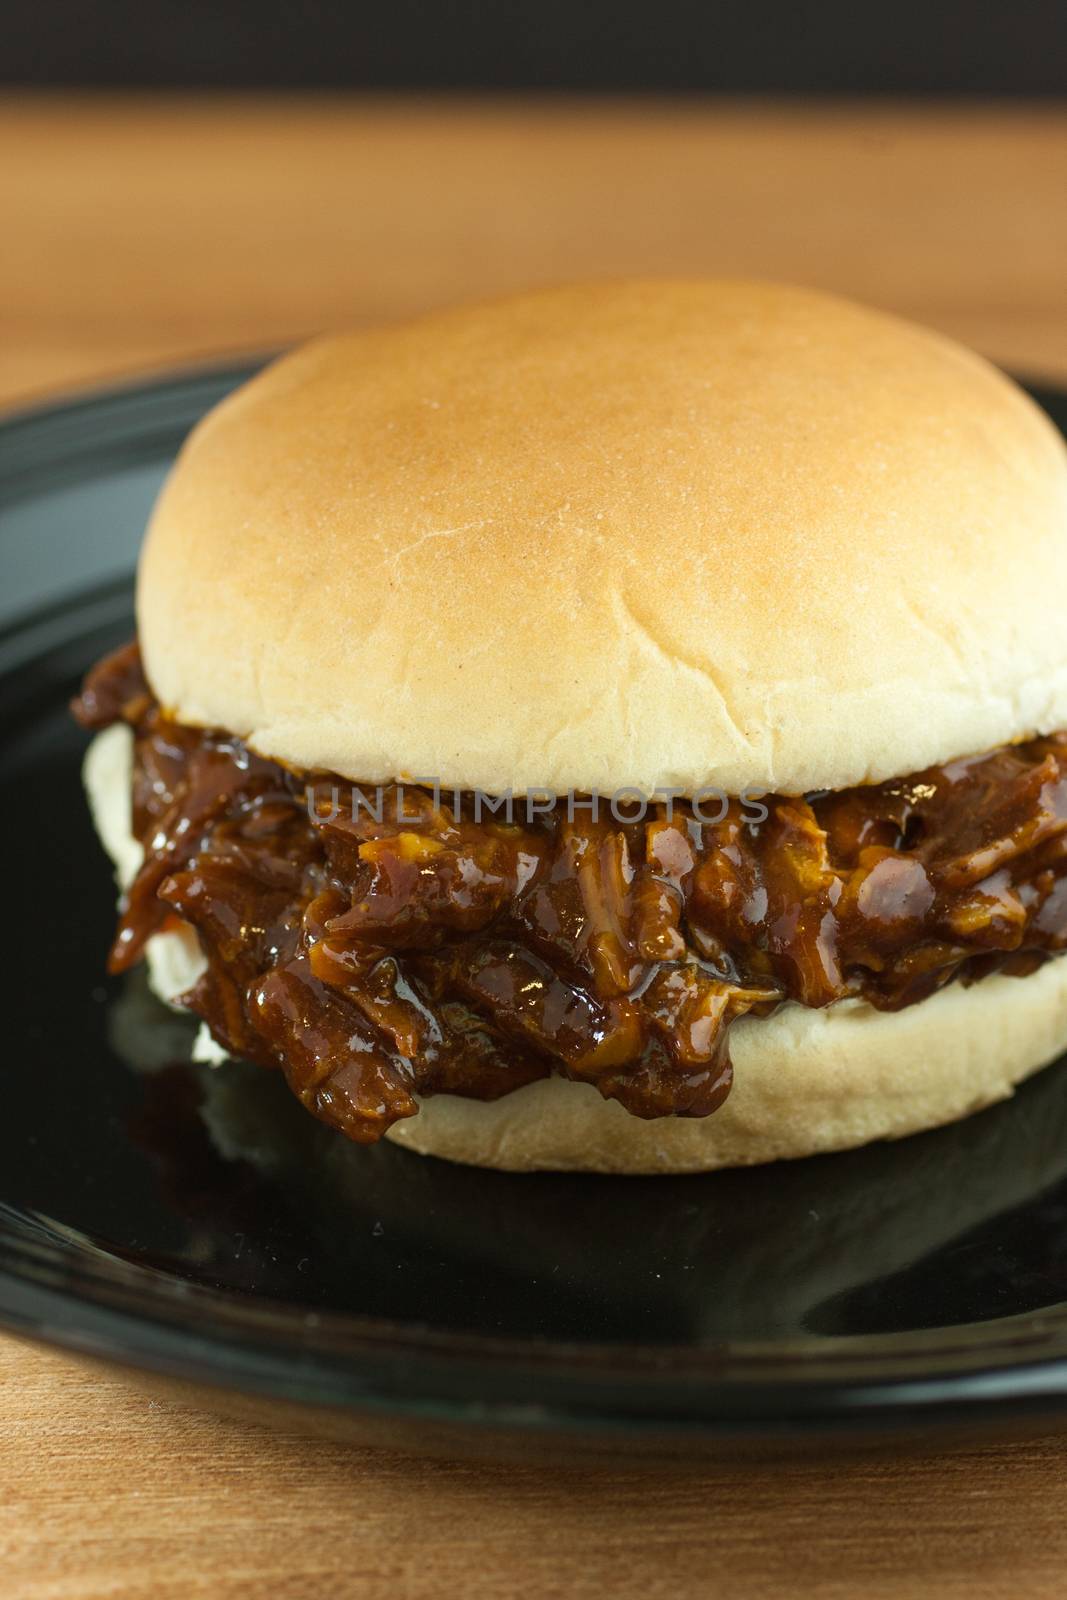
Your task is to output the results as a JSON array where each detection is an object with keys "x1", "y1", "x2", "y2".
[{"x1": 138, "y1": 279, "x2": 1067, "y2": 797}]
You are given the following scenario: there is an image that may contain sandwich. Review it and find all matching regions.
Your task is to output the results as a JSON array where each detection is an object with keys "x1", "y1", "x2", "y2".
[{"x1": 73, "y1": 279, "x2": 1067, "y2": 1173}]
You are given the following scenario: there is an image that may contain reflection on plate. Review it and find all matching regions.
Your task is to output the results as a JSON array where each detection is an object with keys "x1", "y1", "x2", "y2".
[{"x1": 105, "y1": 966, "x2": 1067, "y2": 1346}]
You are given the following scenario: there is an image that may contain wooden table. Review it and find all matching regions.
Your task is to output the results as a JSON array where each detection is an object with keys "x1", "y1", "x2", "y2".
[
  {"x1": 3, "y1": 96, "x2": 1067, "y2": 1598},
  {"x1": 3, "y1": 95, "x2": 1067, "y2": 408}
]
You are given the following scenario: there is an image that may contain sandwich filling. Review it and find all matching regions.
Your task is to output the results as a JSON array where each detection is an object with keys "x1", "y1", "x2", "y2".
[{"x1": 75, "y1": 641, "x2": 1067, "y2": 1144}]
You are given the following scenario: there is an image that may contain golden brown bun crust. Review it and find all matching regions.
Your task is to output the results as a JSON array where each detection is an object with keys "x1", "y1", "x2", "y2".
[
  {"x1": 385, "y1": 960, "x2": 1067, "y2": 1172},
  {"x1": 138, "y1": 280, "x2": 1067, "y2": 797}
]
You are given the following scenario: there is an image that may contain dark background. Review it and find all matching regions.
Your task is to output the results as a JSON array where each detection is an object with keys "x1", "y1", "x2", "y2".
[{"x1": 5, "y1": 0, "x2": 1067, "y2": 94}]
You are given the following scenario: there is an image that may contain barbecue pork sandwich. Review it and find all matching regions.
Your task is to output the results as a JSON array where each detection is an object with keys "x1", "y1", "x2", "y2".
[{"x1": 75, "y1": 280, "x2": 1067, "y2": 1172}]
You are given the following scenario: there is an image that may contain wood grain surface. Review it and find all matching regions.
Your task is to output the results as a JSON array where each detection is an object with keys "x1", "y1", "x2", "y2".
[
  {"x1": 5, "y1": 1340, "x2": 1067, "y2": 1600},
  {"x1": 2, "y1": 96, "x2": 1067, "y2": 408},
  {"x1": 2, "y1": 96, "x2": 1067, "y2": 1599}
]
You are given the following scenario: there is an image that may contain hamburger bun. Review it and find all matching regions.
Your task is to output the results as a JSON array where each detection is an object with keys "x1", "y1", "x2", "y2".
[{"x1": 138, "y1": 278, "x2": 1067, "y2": 799}]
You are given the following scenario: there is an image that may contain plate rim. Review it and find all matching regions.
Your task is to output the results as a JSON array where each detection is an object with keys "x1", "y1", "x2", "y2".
[{"x1": 5, "y1": 361, "x2": 1067, "y2": 1445}]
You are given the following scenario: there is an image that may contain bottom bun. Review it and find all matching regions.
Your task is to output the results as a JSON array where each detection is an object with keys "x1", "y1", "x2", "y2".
[
  {"x1": 385, "y1": 960, "x2": 1067, "y2": 1173},
  {"x1": 85, "y1": 727, "x2": 1067, "y2": 1175}
]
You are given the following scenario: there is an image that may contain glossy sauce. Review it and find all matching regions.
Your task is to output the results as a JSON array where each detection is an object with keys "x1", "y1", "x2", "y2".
[{"x1": 74, "y1": 642, "x2": 1067, "y2": 1143}]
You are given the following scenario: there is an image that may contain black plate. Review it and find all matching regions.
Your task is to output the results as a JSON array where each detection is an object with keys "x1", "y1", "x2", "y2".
[{"x1": 5, "y1": 365, "x2": 1067, "y2": 1458}]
